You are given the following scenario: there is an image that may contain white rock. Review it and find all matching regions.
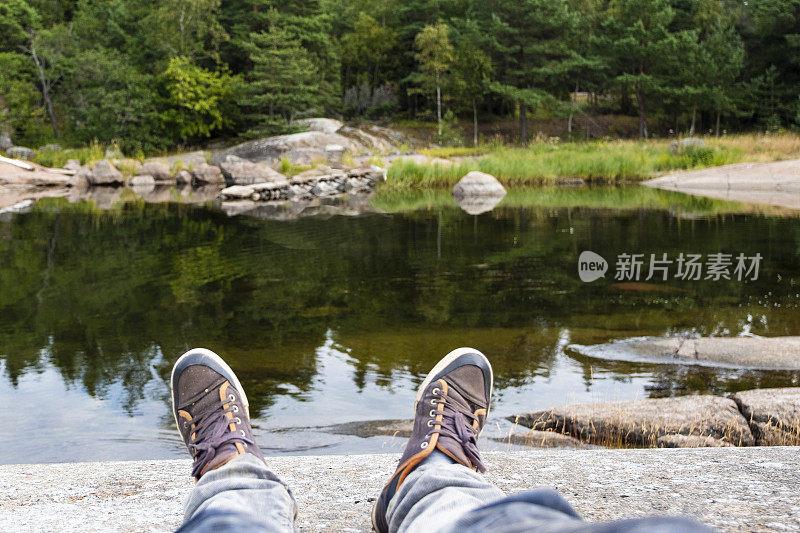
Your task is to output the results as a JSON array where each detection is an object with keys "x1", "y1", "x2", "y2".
[{"x1": 452, "y1": 171, "x2": 506, "y2": 198}]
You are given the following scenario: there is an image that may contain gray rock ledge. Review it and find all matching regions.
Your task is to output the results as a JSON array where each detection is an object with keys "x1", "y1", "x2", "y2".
[{"x1": 2, "y1": 448, "x2": 798, "y2": 532}]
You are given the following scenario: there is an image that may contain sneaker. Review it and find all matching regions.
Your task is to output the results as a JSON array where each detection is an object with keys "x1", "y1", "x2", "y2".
[
  {"x1": 371, "y1": 347, "x2": 493, "y2": 532},
  {"x1": 170, "y1": 348, "x2": 264, "y2": 480}
]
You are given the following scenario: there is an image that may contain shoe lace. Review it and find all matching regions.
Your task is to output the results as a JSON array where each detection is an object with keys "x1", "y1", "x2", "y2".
[
  {"x1": 426, "y1": 397, "x2": 486, "y2": 473},
  {"x1": 179, "y1": 378, "x2": 254, "y2": 478}
]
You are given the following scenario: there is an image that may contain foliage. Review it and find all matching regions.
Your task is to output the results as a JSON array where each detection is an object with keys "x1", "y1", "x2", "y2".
[
  {"x1": 438, "y1": 110, "x2": 463, "y2": 146},
  {"x1": 0, "y1": 0, "x2": 40, "y2": 50},
  {"x1": 383, "y1": 137, "x2": 758, "y2": 189},
  {"x1": 238, "y1": 10, "x2": 320, "y2": 136},
  {"x1": 0, "y1": 0, "x2": 799, "y2": 152},
  {"x1": 160, "y1": 56, "x2": 238, "y2": 141},
  {"x1": 409, "y1": 23, "x2": 453, "y2": 140}
]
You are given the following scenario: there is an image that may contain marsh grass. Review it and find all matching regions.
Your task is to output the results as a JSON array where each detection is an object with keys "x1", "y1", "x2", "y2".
[
  {"x1": 384, "y1": 134, "x2": 800, "y2": 190},
  {"x1": 510, "y1": 411, "x2": 754, "y2": 448}
]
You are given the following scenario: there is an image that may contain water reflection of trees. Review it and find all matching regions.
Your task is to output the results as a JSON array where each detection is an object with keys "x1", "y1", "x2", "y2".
[{"x1": 1, "y1": 199, "x2": 799, "y2": 417}]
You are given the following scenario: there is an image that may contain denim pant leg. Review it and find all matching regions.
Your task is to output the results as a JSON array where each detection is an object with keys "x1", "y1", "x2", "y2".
[
  {"x1": 386, "y1": 450, "x2": 507, "y2": 533},
  {"x1": 177, "y1": 454, "x2": 297, "y2": 533},
  {"x1": 388, "y1": 451, "x2": 714, "y2": 533}
]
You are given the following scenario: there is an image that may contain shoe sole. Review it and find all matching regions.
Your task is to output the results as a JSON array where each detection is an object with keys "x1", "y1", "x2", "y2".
[
  {"x1": 372, "y1": 347, "x2": 494, "y2": 531},
  {"x1": 169, "y1": 348, "x2": 251, "y2": 442}
]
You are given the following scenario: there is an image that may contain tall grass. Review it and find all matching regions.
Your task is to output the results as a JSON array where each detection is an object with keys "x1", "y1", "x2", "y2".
[
  {"x1": 385, "y1": 134, "x2": 800, "y2": 191},
  {"x1": 32, "y1": 140, "x2": 109, "y2": 168},
  {"x1": 384, "y1": 140, "x2": 748, "y2": 190}
]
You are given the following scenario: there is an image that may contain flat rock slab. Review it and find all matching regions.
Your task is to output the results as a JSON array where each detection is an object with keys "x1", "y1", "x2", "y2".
[
  {"x1": 732, "y1": 388, "x2": 800, "y2": 446},
  {"x1": 2, "y1": 448, "x2": 799, "y2": 532},
  {"x1": 511, "y1": 395, "x2": 754, "y2": 446},
  {"x1": 644, "y1": 159, "x2": 800, "y2": 210},
  {"x1": 569, "y1": 336, "x2": 800, "y2": 370}
]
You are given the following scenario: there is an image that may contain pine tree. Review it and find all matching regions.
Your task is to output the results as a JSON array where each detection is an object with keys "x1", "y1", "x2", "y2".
[
  {"x1": 451, "y1": 23, "x2": 493, "y2": 146},
  {"x1": 601, "y1": 0, "x2": 681, "y2": 137},
  {"x1": 491, "y1": 0, "x2": 583, "y2": 142},
  {"x1": 238, "y1": 10, "x2": 319, "y2": 135},
  {"x1": 702, "y1": 20, "x2": 744, "y2": 136},
  {"x1": 224, "y1": 0, "x2": 340, "y2": 114}
]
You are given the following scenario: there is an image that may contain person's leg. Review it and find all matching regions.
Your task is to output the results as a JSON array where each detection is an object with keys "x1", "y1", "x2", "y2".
[
  {"x1": 371, "y1": 347, "x2": 498, "y2": 532},
  {"x1": 171, "y1": 348, "x2": 296, "y2": 533},
  {"x1": 372, "y1": 347, "x2": 714, "y2": 533}
]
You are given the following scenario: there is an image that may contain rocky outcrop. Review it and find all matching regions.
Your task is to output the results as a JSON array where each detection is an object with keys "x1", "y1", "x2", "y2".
[
  {"x1": 209, "y1": 122, "x2": 415, "y2": 167},
  {"x1": 569, "y1": 336, "x2": 800, "y2": 370},
  {"x1": 219, "y1": 155, "x2": 286, "y2": 185},
  {"x1": 325, "y1": 144, "x2": 345, "y2": 168},
  {"x1": 211, "y1": 131, "x2": 352, "y2": 166},
  {"x1": 643, "y1": 159, "x2": 800, "y2": 210},
  {"x1": 190, "y1": 163, "x2": 224, "y2": 185},
  {"x1": 6, "y1": 146, "x2": 34, "y2": 160},
  {"x1": 87, "y1": 160, "x2": 124, "y2": 186},
  {"x1": 175, "y1": 170, "x2": 192, "y2": 185},
  {"x1": 138, "y1": 162, "x2": 171, "y2": 182},
  {"x1": 219, "y1": 165, "x2": 385, "y2": 202},
  {"x1": 295, "y1": 118, "x2": 343, "y2": 134},
  {"x1": 730, "y1": 388, "x2": 800, "y2": 446},
  {"x1": 511, "y1": 395, "x2": 754, "y2": 447}
]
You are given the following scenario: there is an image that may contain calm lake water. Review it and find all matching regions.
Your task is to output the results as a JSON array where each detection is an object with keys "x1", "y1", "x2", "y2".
[{"x1": 1, "y1": 187, "x2": 799, "y2": 464}]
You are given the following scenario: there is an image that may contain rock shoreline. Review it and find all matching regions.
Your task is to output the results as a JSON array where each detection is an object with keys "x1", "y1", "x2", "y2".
[
  {"x1": 569, "y1": 335, "x2": 800, "y2": 370},
  {"x1": 219, "y1": 165, "x2": 386, "y2": 202},
  {"x1": 643, "y1": 158, "x2": 800, "y2": 210},
  {"x1": 510, "y1": 386, "x2": 800, "y2": 448},
  {"x1": 1, "y1": 119, "x2": 412, "y2": 209}
]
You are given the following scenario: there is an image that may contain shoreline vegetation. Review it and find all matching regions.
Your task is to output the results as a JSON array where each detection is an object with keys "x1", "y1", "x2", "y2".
[
  {"x1": 14, "y1": 132, "x2": 800, "y2": 193},
  {"x1": 382, "y1": 132, "x2": 800, "y2": 190}
]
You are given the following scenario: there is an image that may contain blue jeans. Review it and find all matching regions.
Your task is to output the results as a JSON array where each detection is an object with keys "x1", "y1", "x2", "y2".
[{"x1": 178, "y1": 452, "x2": 714, "y2": 533}]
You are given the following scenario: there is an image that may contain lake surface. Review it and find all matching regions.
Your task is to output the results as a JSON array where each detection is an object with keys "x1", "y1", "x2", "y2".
[{"x1": 1, "y1": 188, "x2": 799, "y2": 464}]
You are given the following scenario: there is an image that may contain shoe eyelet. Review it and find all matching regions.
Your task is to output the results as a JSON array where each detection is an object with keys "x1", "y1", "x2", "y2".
[
  {"x1": 236, "y1": 417, "x2": 242, "y2": 424},
  {"x1": 183, "y1": 422, "x2": 188, "y2": 428},
  {"x1": 239, "y1": 430, "x2": 246, "y2": 437},
  {"x1": 429, "y1": 398, "x2": 437, "y2": 406},
  {"x1": 429, "y1": 409, "x2": 436, "y2": 417},
  {"x1": 228, "y1": 394, "x2": 236, "y2": 402},
  {"x1": 432, "y1": 387, "x2": 440, "y2": 395},
  {"x1": 427, "y1": 419, "x2": 434, "y2": 427},
  {"x1": 420, "y1": 441, "x2": 428, "y2": 449},
  {"x1": 232, "y1": 405, "x2": 239, "y2": 413}
]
